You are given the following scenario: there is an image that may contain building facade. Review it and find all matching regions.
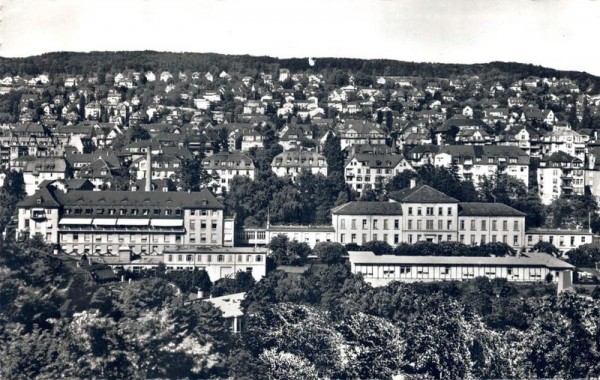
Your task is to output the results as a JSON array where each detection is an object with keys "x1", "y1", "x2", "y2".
[
  {"x1": 434, "y1": 145, "x2": 530, "y2": 187},
  {"x1": 271, "y1": 150, "x2": 327, "y2": 181},
  {"x1": 525, "y1": 228, "x2": 593, "y2": 255},
  {"x1": 537, "y1": 151, "x2": 585, "y2": 205},
  {"x1": 17, "y1": 185, "x2": 234, "y2": 255},
  {"x1": 349, "y1": 251, "x2": 574, "y2": 288},
  {"x1": 344, "y1": 153, "x2": 413, "y2": 193},
  {"x1": 202, "y1": 151, "x2": 256, "y2": 194},
  {"x1": 332, "y1": 185, "x2": 526, "y2": 249},
  {"x1": 236, "y1": 225, "x2": 336, "y2": 249},
  {"x1": 164, "y1": 246, "x2": 267, "y2": 282}
]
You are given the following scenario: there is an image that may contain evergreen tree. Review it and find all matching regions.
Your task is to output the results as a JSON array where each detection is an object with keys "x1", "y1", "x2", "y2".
[{"x1": 322, "y1": 132, "x2": 344, "y2": 181}]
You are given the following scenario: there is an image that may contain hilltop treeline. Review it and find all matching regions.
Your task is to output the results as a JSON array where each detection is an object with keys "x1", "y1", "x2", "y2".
[{"x1": 1, "y1": 51, "x2": 599, "y2": 90}]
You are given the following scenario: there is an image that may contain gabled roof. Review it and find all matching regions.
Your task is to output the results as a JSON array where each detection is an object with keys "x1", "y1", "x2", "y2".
[
  {"x1": 331, "y1": 201, "x2": 403, "y2": 216},
  {"x1": 17, "y1": 186, "x2": 61, "y2": 208},
  {"x1": 389, "y1": 185, "x2": 459, "y2": 203},
  {"x1": 541, "y1": 151, "x2": 580, "y2": 164},
  {"x1": 345, "y1": 153, "x2": 408, "y2": 169},
  {"x1": 458, "y1": 202, "x2": 526, "y2": 217}
]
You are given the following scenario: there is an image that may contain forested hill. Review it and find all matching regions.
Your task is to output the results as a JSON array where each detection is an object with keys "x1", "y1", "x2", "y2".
[{"x1": 1, "y1": 50, "x2": 599, "y2": 89}]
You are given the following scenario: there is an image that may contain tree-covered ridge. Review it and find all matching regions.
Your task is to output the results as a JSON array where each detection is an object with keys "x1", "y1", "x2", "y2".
[{"x1": 1, "y1": 51, "x2": 599, "y2": 89}]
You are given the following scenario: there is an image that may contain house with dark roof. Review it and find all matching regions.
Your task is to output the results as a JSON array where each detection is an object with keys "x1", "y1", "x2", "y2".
[
  {"x1": 434, "y1": 145, "x2": 530, "y2": 187},
  {"x1": 271, "y1": 150, "x2": 327, "y2": 181},
  {"x1": 202, "y1": 152, "x2": 256, "y2": 194},
  {"x1": 344, "y1": 153, "x2": 413, "y2": 193},
  {"x1": 23, "y1": 157, "x2": 70, "y2": 195},
  {"x1": 497, "y1": 125, "x2": 542, "y2": 157},
  {"x1": 337, "y1": 120, "x2": 387, "y2": 150}
]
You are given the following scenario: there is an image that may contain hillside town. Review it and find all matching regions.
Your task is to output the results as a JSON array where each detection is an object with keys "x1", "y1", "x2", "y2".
[{"x1": 2, "y1": 55, "x2": 600, "y2": 379}]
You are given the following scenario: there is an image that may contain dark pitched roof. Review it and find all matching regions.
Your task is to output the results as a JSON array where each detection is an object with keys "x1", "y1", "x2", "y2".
[
  {"x1": 389, "y1": 185, "x2": 459, "y2": 204},
  {"x1": 458, "y1": 202, "x2": 526, "y2": 217},
  {"x1": 18, "y1": 186, "x2": 223, "y2": 210},
  {"x1": 541, "y1": 151, "x2": 579, "y2": 164},
  {"x1": 17, "y1": 186, "x2": 61, "y2": 208},
  {"x1": 331, "y1": 201, "x2": 403, "y2": 215},
  {"x1": 53, "y1": 188, "x2": 223, "y2": 210},
  {"x1": 345, "y1": 153, "x2": 407, "y2": 169}
]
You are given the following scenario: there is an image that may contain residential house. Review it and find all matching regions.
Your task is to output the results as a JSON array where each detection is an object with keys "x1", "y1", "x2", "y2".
[
  {"x1": 271, "y1": 150, "x2": 327, "y2": 181},
  {"x1": 537, "y1": 151, "x2": 585, "y2": 205},
  {"x1": 434, "y1": 145, "x2": 530, "y2": 187},
  {"x1": 344, "y1": 153, "x2": 413, "y2": 193},
  {"x1": 497, "y1": 125, "x2": 542, "y2": 157},
  {"x1": 202, "y1": 152, "x2": 256, "y2": 194},
  {"x1": 540, "y1": 123, "x2": 588, "y2": 161},
  {"x1": 22, "y1": 157, "x2": 69, "y2": 195},
  {"x1": 338, "y1": 121, "x2": 387, "y2": 150}
]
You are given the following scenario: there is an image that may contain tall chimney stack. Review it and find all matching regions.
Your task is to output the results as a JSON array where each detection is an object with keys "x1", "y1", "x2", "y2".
[{"x1": 145, "y1": 146, "x2": 152, "y2": 191}]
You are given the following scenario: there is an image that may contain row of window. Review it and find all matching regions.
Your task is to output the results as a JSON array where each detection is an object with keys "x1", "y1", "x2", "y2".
[
  {"x1": 459, "y1": 220, "x2": 519, "y2": 232},
  {"x1": 527, "y1": 235, "x2": 587, "y2": 246},
  {"x1": 64, "y1": 208, "x2": 219, "y2": 217},
  {"x1": 65, "y1": 233, "x2": 184, "y2": 244},
  {"x1": 189, "y1": 221, "x2": 219, "y2": 230},
  {"x1": 346, "y1": 168, "x2": 395, "y2": 175},
  {"x1": 340, "y1": 233, "x2": 399, "y2": 244},
  {"x1": 407, "y1": 220, "x2": 453, "y2": 230},
  {"x1": 166, "y1": 254, "x2": 264, "y2": 263},
  {"x1": 356, "y1": 264, "x2": 548, "y2": 278},
  {"x1": 341, "y1": 219, "x2": 400, "y2": 230},
  {"x1": 459, "y1": 234, "x2": 519, "y2": 245},
  {"x1": 408, "y1": 206, "x2": 453, "y2": 216}
]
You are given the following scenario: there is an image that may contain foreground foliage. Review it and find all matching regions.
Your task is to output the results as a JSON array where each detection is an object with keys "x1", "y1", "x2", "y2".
[{"x1": 1, "y1": 238, "x2": 599, "y2": 379}]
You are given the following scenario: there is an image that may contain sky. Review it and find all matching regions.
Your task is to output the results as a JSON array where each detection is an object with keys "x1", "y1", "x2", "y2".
[{"x1": 1, "y1": 0, "x2": 599, "y2": 75}]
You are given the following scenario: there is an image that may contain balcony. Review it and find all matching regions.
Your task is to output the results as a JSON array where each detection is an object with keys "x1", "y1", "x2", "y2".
[{"x1": 31, "y1": 209, "x2": 47, "y2": 220}]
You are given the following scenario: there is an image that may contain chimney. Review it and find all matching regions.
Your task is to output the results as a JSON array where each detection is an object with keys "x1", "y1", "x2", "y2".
[
  {"x1": 145, "y1": 147, "x2": 152, "y2": 191},
  {"x1": 410, "y1": 178, "x2": 417, "y2": 189},
  {"x1": 197, "y1": 289, "x2": 204, "y2": 299}
]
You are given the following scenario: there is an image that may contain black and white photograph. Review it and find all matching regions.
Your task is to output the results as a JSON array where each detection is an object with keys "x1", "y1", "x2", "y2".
[{"x1": 1, "y1": 0, "x2": 600, "y2": 378}]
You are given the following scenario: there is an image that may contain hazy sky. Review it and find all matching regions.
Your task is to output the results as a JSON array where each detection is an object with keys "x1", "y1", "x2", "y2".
[{"x1": 1, "y1": 0, "x2": 599, "y2": 75}]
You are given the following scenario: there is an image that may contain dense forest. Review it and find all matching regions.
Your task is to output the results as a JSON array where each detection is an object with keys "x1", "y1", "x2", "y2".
[
  {"x1": 1, "y1": 51, "x2": 599, "y2": 90},
  {"x1": 1, "y1": 237, "x2": 600, "y2": 379}
]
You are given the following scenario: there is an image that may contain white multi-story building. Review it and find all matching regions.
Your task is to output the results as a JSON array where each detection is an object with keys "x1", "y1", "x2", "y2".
[
  {"x1": 271, "y1": 150, "x2": 327, "y2": 181},
  {"x1": 537, "y1": 151, "x2": 585, "y2": 205},
  {"x1": 17, "y1": 185, "x2": 235, "y2": 255},
  {"x1": 434, "y1": 145, "x2": 530, "y2": 187},
  {"x1": 344, "y1": 153, "x2": 413, "y2": 193},
  {"x1": 22, "y1": 157, "x2": 69, "y2": 195},
  {"x1": 332, "y1": 184, "x2": 527, "y2": 249},
  {"x1": 540, "y1": 123, "x2": 588, "y2": 161},
  {"x1": 202, "y1": 152, "x2": 256, "y2": 194}
]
